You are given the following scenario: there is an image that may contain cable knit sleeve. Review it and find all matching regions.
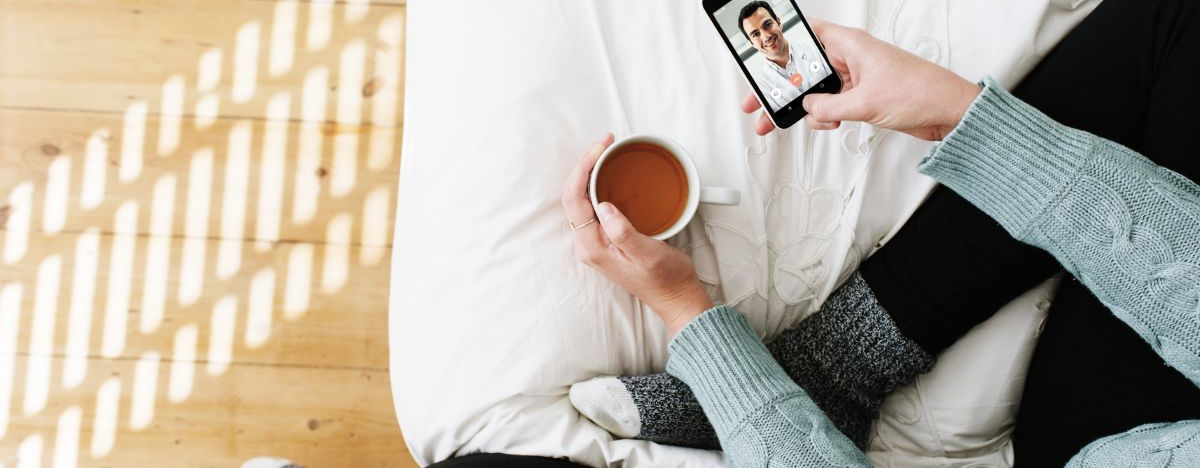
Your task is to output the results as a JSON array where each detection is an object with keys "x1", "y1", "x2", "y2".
[
  {"x1": 919, "y1": 77, "x2": 1200, "y2": 387},
  {"x1": 1065, "y1": 422, "x2": 1200, "y2": 468},
  {"x1": 918, "y1": 77, "x2": 1200, "y2": 466}
]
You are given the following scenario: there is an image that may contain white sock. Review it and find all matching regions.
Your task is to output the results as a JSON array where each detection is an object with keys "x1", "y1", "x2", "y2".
[{"x1": 569, "y1": 376, "x2": 641, "y2": 438}]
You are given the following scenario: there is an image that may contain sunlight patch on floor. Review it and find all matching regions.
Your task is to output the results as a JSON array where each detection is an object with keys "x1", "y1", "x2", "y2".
[
  {"x1": 141, "y1": 174, "x2": 177, "y2": 334},
  {"x1": 63, "y1": 230, "x2": 101, "y2": 389},
  {"x1": 246, "y1": 269, "x2": 276, "y2": 349},
  {"x1": 130, "y1": 352, "x2": 160, "y2": 431},
  {"x1": 233, "y1": 22, "x2": 261, "y2": 104},
  {"x1": 90, "y1": 378, "x2": 120, "y2": 457},
  {"x1": 24, "y1": 255, "x2": 61, "y2": 416},
  {"x1": 270, "y1": 0, "x2": 298, "y2": 77},
  {"x1": 80, "y1": 130, "x2": 109, "y2": 210},
  {"x1": 119, "y1": 103, "x2": 147, "y2": 183},
  {"x1": 158, "y1": 74, "x2": 186, "y2": 156},
  {"x1": 322, "y1": 214, "x2": 351, "y2": 293},
  {"x1": 52, "y1": 406, "x2": 81, "y2": 468},
  {"x1": 285, "y1": 243, "x2": 314, "y2": 320},
  {"x1": 100, "y1": 202, "x2": 138, "y2": 359},
  {"x1": 207, "y1": 296, "x2": 237, "y2": 376},
  {"x1": 169, "y1": 325, "x2": 199, "y2": 404}
]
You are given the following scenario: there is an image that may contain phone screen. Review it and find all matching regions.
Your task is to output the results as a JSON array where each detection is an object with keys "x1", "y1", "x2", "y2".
[{"x1": 705, "y1": 0, "x2": 839, "y2": 126}]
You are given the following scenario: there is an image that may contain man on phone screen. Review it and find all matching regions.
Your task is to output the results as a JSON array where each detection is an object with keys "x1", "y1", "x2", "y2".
[{"x1": 740, "y1": 1, "x2": 829, "y2": 110}]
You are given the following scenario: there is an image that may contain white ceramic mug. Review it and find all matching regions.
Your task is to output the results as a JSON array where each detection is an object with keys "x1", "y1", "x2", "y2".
[{"x1": 589, "y1": 134, "x2": 740, "y2": 240}]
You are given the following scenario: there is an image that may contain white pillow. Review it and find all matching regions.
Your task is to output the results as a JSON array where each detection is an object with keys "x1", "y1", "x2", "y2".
[{"x1": 390, "y1": 1, "x2": 1096, "y2": 466}]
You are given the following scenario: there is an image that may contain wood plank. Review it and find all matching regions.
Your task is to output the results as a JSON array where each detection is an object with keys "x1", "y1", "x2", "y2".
[
  {"x1": 0, "y1": 355, "x2": 417, "y2": 468},
  {"x1": 1, "y1": 0, "x2": 418, "y2": 464},
  {"x1": 0, "y1": 0, "x2": 406, "y2": 125},
  {"x1": 0, "y1": 108, "x2": 400, "y2": 244},
  {"x1": 2, "y1": 229, "x2": 392, "y2": 369}
]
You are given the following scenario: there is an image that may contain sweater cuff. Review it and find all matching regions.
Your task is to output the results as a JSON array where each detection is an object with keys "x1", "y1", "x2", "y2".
[
  {"x1": 918, "y1": 76, "x2": 1098, "y2": 240},
  {"x1": 666, "y1": 306, "x2": 801, "y2": 432}
]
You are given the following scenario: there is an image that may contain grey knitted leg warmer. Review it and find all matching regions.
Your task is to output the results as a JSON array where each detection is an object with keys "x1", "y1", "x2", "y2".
[
  {"x1": 586, "y1": 272, "x2": 935, "y2": 449},
  {"x1": 768, "y1": 271, "x2": 937, "y2": 447},
  {"x1": 617, "y1": 373, "x2": 721, "y2": 449}
]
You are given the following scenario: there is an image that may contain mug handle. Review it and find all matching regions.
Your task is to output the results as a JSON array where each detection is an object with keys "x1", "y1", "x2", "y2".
[{"x1": 699, "y1": 186, "x2": 740, "y2": 206}]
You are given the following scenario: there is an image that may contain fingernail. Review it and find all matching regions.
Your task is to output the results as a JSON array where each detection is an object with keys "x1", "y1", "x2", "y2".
[{"x1": 597, "y1": 203, "x2": 615, "y2": 221}]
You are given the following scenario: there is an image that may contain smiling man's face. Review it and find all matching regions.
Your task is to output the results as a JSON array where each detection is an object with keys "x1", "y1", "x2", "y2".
[{"x1": 742, "y1": 7, "x2": 787, "y2": 62}]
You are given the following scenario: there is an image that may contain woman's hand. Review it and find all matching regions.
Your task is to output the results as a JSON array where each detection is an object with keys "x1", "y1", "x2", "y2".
[
  {"x1": 562, "y1": 134, "x2": 715, "y2": 336},
  {"x1": 743, "y1": 20, "x2": 981, "y2": 141}
]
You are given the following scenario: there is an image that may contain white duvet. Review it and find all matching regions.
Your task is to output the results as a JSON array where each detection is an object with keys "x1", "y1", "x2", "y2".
[{"x1": 390, "y1": 1, "x2": 1097, "y2": 466}]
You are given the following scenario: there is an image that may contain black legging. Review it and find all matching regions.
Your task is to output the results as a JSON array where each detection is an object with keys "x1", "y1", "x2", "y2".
[
  {"x1": 431, "y1": 1, "x2": 1200, "y2": 466},
  {"x1": 427, "y1": 454, "x2": 584, "y2": 468},
  {"x1": 861, "y1": 0, "x2": 1200, "y2": 466}
]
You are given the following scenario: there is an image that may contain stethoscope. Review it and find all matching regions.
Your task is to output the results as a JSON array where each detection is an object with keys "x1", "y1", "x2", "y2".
[{"x1": 768, "y1": 45, "x2": 823, "y2": 82}]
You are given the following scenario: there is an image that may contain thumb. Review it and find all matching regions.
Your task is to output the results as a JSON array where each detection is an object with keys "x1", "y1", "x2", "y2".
[
  {"x1": 803, "y1": 90, "x2": 864, "y2": 123},
  {"x1": 597, "y1": 202, "x2": 656, "y2": 259}
]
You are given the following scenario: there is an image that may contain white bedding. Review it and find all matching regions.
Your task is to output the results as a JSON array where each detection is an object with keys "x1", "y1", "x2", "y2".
[{"x1": 390, "y1": 1, "x2": 1097, "y2": 466}]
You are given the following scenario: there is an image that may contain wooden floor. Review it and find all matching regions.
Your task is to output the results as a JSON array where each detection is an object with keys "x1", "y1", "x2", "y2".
[{"x1": 0, "y1": 1, "x2": 418, "y2": 466}]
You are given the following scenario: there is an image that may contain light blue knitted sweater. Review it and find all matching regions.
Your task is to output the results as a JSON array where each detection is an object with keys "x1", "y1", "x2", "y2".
[{"x1": 666, "y1": 78, "x2": 1200, "y2": 467}]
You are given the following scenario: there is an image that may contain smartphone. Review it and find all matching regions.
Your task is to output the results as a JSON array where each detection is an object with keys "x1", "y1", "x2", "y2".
[{"x1": 702, "y1": 0, "x2": 842, "y2": 129}]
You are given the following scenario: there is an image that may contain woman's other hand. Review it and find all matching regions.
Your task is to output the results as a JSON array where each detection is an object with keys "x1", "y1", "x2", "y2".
[
  {"x1": 743, "y1": 20, "x2": 981, "y2": 141},
  {"x1": 562, "y1": 134, "x2": 714, "y2": 336}
]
